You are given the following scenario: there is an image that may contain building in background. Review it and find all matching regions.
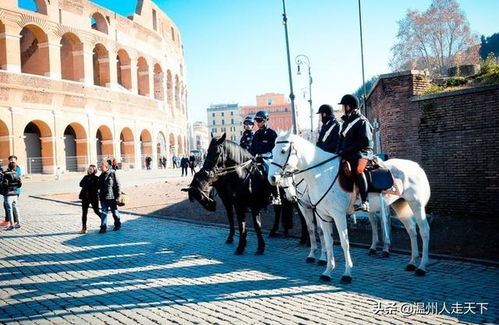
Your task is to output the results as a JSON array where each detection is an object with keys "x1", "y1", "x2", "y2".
[
  {"x1": 191, "y1": 121, "x2": 209, "y2": 154},
  {"x1": 240, "y1": 93, "x2": 296, "y2": 134},
  {"x1": 0, "y1": 0, "x2": 188, "y2": 173},
  {"x1": 206, "y1": 104, "x2": 240, "y2": 142}
]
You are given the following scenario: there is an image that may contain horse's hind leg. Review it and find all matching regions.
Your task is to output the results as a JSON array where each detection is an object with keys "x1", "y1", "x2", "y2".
[
  {"x1": 367, "y1": 213, "x2": 379, "y2": 256},
  {"x1": 223, "y1": 200, "x2": 235, "y2": 244},
  {"x1": 317, "y1": 218, "x2": 335, "y2": 282},
  {"x1": 399, "y1": 216, "x2": 419, "y2": 272},
  {"x1": 302, "y1": 207, "x2": 317, "y2": 263},
  {"x1": 317, "y1": 220, "x2": 327, "y2": 266},
  {"x1": 252, "y1": 210, "x2": 265, "y2": 255},
  {"x1": 297, "y1": 204, "x2": 309, "y2": 246},
  {"x1": 409, "y1": 201, "x2": 430, "y2": 276},
  {"x1": 334, "y1": 214, "x2": 353, "y2": 284},
  {"x1": 234, "y1": 205, "x2": 247, "y2": 255}
]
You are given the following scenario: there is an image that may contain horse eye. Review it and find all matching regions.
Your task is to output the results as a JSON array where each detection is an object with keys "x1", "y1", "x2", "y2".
[{"x1": 281, "y1": 149, "x2": 286, "y2": 154}]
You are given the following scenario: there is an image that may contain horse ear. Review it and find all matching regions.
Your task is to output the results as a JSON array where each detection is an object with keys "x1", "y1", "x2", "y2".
[
  {"x1": 216, "y1": 133, "x2": 226, "y2": 145},
  {"x1": 210, "y1": 132, "x2": 214, "y2": 138}
]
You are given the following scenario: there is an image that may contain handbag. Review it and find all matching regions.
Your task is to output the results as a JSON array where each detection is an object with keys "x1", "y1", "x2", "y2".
[{"x1": 117, "y1": 192, "x2": 128, "y2": 207}]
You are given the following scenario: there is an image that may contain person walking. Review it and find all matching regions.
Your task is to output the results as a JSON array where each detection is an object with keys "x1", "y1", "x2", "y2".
[
  {"x1": 180, "y1": 156, "x2": 189, "y2": 177},
  {"x1": 78, "y1": 164, "x2": 100, "y2": 234},
  {"x1": 98, "y1": 161, "x2": 121, "y2": 233},
  {"x1": 2, "y1": 162, "x2": 22, "y2": 231},
  {"x1": 0, "y1": 156, "x2": 21, "y2": 227},
  {"x1": 189, "y1": 154, "x2": 196, "y2": 175}
]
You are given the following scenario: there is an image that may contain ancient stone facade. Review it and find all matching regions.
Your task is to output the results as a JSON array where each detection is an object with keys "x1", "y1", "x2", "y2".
[
  {"x1": 366, "y1": 71, "x2": 499, "y2": 218},
  {"x1": 0, "y1": 0, "x2": 187, "y2": 173}
]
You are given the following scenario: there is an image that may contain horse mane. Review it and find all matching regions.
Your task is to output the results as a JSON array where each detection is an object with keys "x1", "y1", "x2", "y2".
[{"x1": 223, "y1": 139, "x2": 253, "y2": 164}]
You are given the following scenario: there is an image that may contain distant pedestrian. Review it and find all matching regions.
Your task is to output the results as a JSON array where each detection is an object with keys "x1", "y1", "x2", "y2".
[
  {"x1": 171, "y1": 156, "x2": 176, "y2": 168},
  {"x1": 189, "y1": 154, "x2": 196, "y2": 175},
  {"x1": 0, "y1": 156, "x2": 22, "y2": 227},
  {"x1": 180, "y1": 156, "x2": 189, "y2": 177},
  {"x1": 112, "y1": 158, "x2": 119, "y2": 170},
  {"x1": 145, "y1": 156, "x2": 152, "y2": 170},
  {"x1": 2, "y1": 162, "x2": 22, "y2": 231},
  {"x1": 161, "y1": 156, "x2": 167, "y2": 169},
  {"x1": 78, "y1": 164, "x2": 100, "y2": 234},
  {"x1": 98, "y1": 161, "x2": 121, "y2": 233}
]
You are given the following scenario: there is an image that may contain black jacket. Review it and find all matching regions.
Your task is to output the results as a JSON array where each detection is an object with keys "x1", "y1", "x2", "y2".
[
  {"x1": 98, "y1": 170, "x2": 120, "y2": 200},
  {"x1": 79, "y1": 174, "x2": 99, "y2": 201},
  {"x1": 240, "y1": 130, "x2": 254, "y2": 150},
  {"x1": 249, "y1": 126, "x2": 277, "y2": 156},
  {"x1": 180, "y1": 157, "x2": 189, "y2": 168},
  {"x1": 316, "y1": 118, "x2": 341, "y2": 154},
  {"x1": 338, "y1": 109, "x2": 374, "y2": 160},
  {"x1": 2, "y1": 171, "x2": 22, "y2": 196}
]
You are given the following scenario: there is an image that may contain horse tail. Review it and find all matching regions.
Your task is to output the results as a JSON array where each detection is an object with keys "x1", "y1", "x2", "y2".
[{"x1": 391, "y1": 198, "x2": 413, "y2": 219}]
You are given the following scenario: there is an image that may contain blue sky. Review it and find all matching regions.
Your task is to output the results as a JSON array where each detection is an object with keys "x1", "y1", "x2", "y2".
[{"x1": 20, "y1": 0, "x2": 497, "y2": 129}]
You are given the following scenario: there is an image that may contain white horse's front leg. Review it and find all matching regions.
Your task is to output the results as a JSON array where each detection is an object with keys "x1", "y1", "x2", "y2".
[
  {"x1": 410, "y1": 202, "x2": 430, "y2": 276},
  {"x1": 367, "y1": 213, "x2": 379, "y2": 256},
  {"x1": 317, "y1": 221, "x2": 327, "y2": 266},
  {"x1": 302, "y1": 207, "x2": 317, "y2": 263},
  {"x1": 334, "y1": 213, "x2": 353, "y2": 284},
  {"x1": 317, "y1": 218, "x2": 335, "y2": 281},
  {"x1": 399, "y1": 216, "x2": 419, "y2": 271},
  {"x1": 379, "y1": 195, "x2": 391, "y2": 258}
]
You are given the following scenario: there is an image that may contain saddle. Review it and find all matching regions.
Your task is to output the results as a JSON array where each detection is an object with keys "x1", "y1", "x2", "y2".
[{"x1": 339, "y1": 157, "x2": 396, "y2": 194}]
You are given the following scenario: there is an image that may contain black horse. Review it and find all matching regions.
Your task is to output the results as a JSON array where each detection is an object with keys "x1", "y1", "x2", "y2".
[{"x1": 182, "y1": 134, "x2": 272, "y2": 255}]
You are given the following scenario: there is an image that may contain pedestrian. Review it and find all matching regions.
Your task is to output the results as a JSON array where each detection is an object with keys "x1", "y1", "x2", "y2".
[
  {"x1": 171, "y1": 155, "x2": 176, "y2": 168},
  {"x1": 78, "y1": 164, "x2": 100, "y2": 234},
  {"x1": 2, "y1": 162, "x2": 22, "y2": 231},
  {"x1": 145, "y1": 156, "x2": 152, "y2": 170},
  {"x1": 112, "y1": 158, "x2": 119, "y2": 170},
  {"x1": 0, "y1": 156, "x2": 22, "y2": 227},
  {"x1": 162, "y1": 156, "x2": 167, "y2": 169},
  {"x1": 337, "y1": 94, "x2": 374, "y2": 212},
  {"x1": 316, "y1": 104, "x2": 341, "y2": 154},
  {"x1": 189, "y1": 154, "x2": 196, "y2": 175},
  {"x1": 98, "y1": 161, "x2": 121, "y2": 233},
  {"x1": 180, "y1": 155, "x2": 189, "y2": 177}
]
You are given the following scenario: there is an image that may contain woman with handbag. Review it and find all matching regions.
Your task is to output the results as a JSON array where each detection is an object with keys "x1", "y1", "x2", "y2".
[{"x1": 78, "y1": 164, "x2": 100, "y2": 234}]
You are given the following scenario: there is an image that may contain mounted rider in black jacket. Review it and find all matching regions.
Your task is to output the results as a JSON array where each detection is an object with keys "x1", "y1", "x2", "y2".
[
  {"x1": 316, "y1": 104, "x2": 340, "y2": 154},
  {"x1": 337, "y1": 94, "x2": 374, "y2": 212},
  {"x1": 240, "y1": 116, "x2": 255, "y2": 151}
]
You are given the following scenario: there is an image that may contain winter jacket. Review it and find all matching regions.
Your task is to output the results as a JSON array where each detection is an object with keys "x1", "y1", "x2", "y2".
[
  {"x1": 240, "y1": 130, "x2": 254, "y2": 151},
  {"x1": 98, "y1": 170, "x2": 120, "y2": 201},
  {"x1": 79, "y1": 174, "x2": 99, "y2": 201},
  {"x1": 316, "y1": 118, "x2": 341, "y2": 154},
  {"x1": 2, "y1": 170, "x2": 22, "y2": 196},
  {"x1": 180, "y1": 157, "x2": 189, "y2": 168},
  {"x1": 338, "y1": 109, "x2": 374, "y2": 161},
  {"x1": 249, "y1": 126, "x2": 277, "y2": 156}
]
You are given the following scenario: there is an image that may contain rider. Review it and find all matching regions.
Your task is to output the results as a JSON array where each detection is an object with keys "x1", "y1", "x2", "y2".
[
  {"x1": 337, "y1": 94, "x2": 374, "y2": 212},
  {"x1": 316, "y1": 104, "x2": 341, "y2": 154},
  {"x1": 240, "y1": 116, "x2": 255, "y2": 151}
]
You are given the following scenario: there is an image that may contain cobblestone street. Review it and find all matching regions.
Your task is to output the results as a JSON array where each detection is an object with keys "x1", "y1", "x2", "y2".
[{"x1": 0, "y1": 193, "x2": 498, "y2": 324}]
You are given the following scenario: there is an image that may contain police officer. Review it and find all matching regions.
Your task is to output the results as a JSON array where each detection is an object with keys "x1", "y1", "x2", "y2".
[
  {"x1": 249, "y1": 111, "x2": 277, "y2": 157},
  {"x1": 316, "y1": 104, "x2": 340, "y2": 154},
  {"x1": 337, "y1": 94, "x2": 374, "y2": 212},
  {"x1": 240, "y1": 116, "x2": 255, "y2": 151}
]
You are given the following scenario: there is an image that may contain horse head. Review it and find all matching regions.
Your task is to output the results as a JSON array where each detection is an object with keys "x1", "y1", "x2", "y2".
[
  {"x1": 182, "y1": 168, "x2": 217, "y2": 211},
  {"x1": 268, "y1": 131, "x2": 299, "y2": 186}
]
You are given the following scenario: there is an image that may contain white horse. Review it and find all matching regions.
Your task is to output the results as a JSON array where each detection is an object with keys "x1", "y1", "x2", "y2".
[{"x1": 269, "y1": 132, "x2": 431, "y2": 283}]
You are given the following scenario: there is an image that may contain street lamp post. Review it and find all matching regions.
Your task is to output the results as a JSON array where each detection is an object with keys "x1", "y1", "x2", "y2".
[
  {"x1": 296, "y1": 54, "x2": 313, "y2": 137},
  {"x1": 281, "y1": 0, "x2": 298, "y2": 134}
]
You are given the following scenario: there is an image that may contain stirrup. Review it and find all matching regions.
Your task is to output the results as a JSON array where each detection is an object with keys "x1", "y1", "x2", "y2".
[
  {"x1": 354, "y1": 201, "x2": 370, "y2": 212},
  {"x1": 272, "y1": 196, "x2": 281, "y2": 205}
]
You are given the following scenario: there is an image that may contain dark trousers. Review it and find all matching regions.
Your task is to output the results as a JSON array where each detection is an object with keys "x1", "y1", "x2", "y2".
[
  {"x1": 81, "y1": 199, "x2": 100, "y2": 227},
  {"x1": 181, "y1": 166, "x2": 188, "y2": 176},
  {"x1": 100, "y1": 199, "x2": 120, "y2": 227},
  {"x1": 349, "y1": 159, "x2": 369, "y2": 202}
]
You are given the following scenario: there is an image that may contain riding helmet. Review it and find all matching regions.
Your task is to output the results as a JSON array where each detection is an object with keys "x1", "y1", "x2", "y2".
[
  {"x1": 338, "y1": 94, "x2": 359, "y2": 110},
  {"x1": 243, "y1": 116, "x2": 254, "y2": 125},
  {"x1": 254, "y1": 110, "x2": 269, "y2": 121},
  {"x1": 316, "y1": 104, "x2": 334, "y2": 115}
]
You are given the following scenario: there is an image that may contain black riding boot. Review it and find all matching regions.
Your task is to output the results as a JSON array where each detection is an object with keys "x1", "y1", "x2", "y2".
[{"x1": 355, "y1": 172, "x2": 370, "y2": 212}]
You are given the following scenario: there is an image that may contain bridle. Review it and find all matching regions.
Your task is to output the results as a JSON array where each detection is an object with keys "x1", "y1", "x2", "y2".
[{"x1": 202, "y1": 143, "x2": 253, "y2": 179}]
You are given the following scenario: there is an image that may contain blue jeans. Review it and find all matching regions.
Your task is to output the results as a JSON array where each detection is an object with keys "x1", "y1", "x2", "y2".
[
  {"x1": 4, "y1": 196, "x2": 20, "y2": 224},
  {"x1": 100, "y1": 199, "x2": 120, "y2": 227}
]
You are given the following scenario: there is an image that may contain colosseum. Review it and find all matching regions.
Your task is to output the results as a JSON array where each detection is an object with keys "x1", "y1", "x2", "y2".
[{"x1": 0, "y1": 0, "x2": 188, "y2": 174}]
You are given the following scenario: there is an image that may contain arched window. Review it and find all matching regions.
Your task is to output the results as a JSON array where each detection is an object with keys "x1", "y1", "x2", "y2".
[
  {"x1": 91, "y1": 12, "x2": 108, "y2": 34},
  {"x1": 137, "y1": 57, "x2": 150, "y2": 96},
  {"x1": 18, "y1": 0, "x2": 48, "y2": 15},
  {"x1": 116, "y1": 49, "x2": 132, "y2": 89},
  {"x1": 153, "y1": 64, "x2": 164, "y2": 100},
  {"x1": 20, "y1": 24, "x2": 49, "y2": 76},
  {"x1": 60, "y1": 33, "x2": 84, "y2": 82},
  {"x1": 92, "y1": 43, "x2": 110, "y2": 87}
]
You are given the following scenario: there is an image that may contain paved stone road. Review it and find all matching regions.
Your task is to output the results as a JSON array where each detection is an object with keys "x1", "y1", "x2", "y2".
[{"x1": 1, "y1": 195, "x2": 498, "y2": 324}]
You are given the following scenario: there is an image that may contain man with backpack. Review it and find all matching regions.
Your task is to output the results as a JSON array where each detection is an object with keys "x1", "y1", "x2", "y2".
[{"x1": 2, "y1": 162, "x2": 22, "y2": 230}]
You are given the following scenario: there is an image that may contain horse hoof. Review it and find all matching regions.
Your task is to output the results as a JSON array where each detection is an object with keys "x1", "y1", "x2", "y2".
[
  {"x1": 414, "y1": 268, "x2": 426, "y2": 276},
  {"x1": 225, "y1": 238, "x2": 234, "y2": 244},
  {"x1": 317, "y1": 260, "x2": 327, "y2": 266},
  {"x1": 405, "y1": 264, "x2": 417, "y2": 272},
  {"x1": 255, "y1": 249, "x2": 265, "y2": 255},
  {"x1": 340, "y1": 276, "x2": 352, "y2": 284},
  {"x1": 319, "y1": 275, "x2": 331, "y2": 282},
  {"x1": 367, "y1": 248, "x2": 377, "y2": 256},
  {"x1": 268, "y1": 231, "x2": 281, "y2": 238},
  {"x1": 234, "y1": 248, "x2": 244, "y2": 255},
  {"x1": 380, "y1": 251, "x2": 390, "y2": 258},
  {"x1": 306, "y1": 257, "x2": 315, "y2": 264}
]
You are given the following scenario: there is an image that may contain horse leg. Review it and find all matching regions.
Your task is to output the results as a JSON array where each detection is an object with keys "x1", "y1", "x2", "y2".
[
  {"x1": 252, "y1": 210, "x2": 265, "y2": 255},
  {"x1": 296, "y1": 204, "x2": 309, "y2": 246},
  {"x1": 317, "y1": 219, "x2": 327, "y2": 266},
  {"x1": 399, "y1": 216, "x2": 419, "y2": 272},
  {"x1": 334, "y1": 214, "x2": 353, "y2": 284},
  {"x1": 302, "y1": 207, "x2": 317, "y2": 263},
  {"x1": 367, "y1": 213, "x2": 379, "y2": 256},
  {"x1": 317, "y1": 218, "x2": 335, "y2": 282},
  {"x1": 234, "y1": 205, "x2": 247, "y2": 255},
  {"x1": 409, "y1": 201, "x2": 430, "y2": 276},
  {"x1": 269, "y1": 205, "x2": 281, "y2": 237},
  {"x1": 379, "y1": 198, "x2": 391, "y2": 258},
  {"x1": 222, "y1": 199, "x2": 235, "y2": 244}
]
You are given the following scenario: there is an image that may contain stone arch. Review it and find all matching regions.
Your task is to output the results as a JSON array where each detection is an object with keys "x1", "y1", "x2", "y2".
[
  {"x1": 0, "y1": 21, "x2": 6, "y2": 70},
  {"x1": 95, "y1": 125, "x2": 113, "y2": 159},
  {"x1": 137, "y1": 56, "x2": 150, "y2": 96},
  {"x1": 153, "y1": 63, "x2": 164, "y2": 100},
  {"x1": 119, "y1": 127, "x2": 134, "y2": 164},
  {"x1": 23, "y1": 120, "x2": 53, "y2": 174},
  {"x1": 166, "y1": 70, "x2": 173, "y2": 115},
  {"x1": 91, "y1": 12, "x2": 108, "y2": 34},
  {"x1": 20, "y1": 24, "x2": 49, "y2": 76},
  {"x1": 0, "y1": 119, "x2": 9, "y2": 166},
  {"x1": 18, "y1": 0, "x2": 48, "y2": 15},
  {"x1": 169, "y1": 133, "x2": 175, "y2": 155},
  {"x1": 174, "y1": 74, "x2": 180, "y2": 111},
  {"x1": 140, "y1": 129, "x2": 152, "y2": 156},
  {"x1": 64, "y1": 122, "x2": 87, "y2": 172},
  {"x1": 116, "y1": 49, "x2": 131, "y2": 90},
  {"x1": 93, "y1": 43, "x2": 109, "y2": 87},
  {"x1": 177, "y1": 134, "x2": 183, "y2": 155},
  {"x1": 60, "y1": 32, "x2": 84, "y2": 82},
  {"x1": 157, "y1": 131, "x2": 167, "y2": 157}
]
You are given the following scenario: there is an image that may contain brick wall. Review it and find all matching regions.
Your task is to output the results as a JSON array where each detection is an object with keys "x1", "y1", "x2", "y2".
[{"x1": 366, "y1": 71, "x2": 499, "y2": 218}]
